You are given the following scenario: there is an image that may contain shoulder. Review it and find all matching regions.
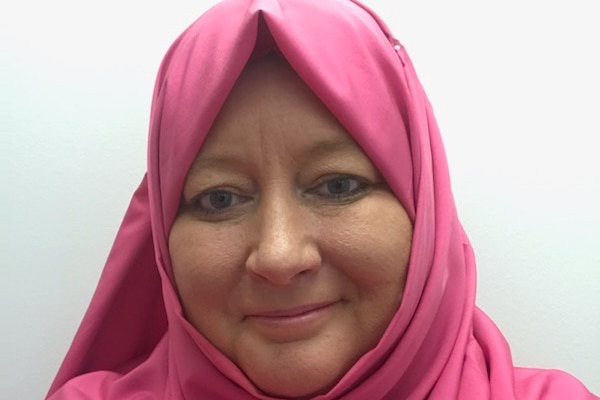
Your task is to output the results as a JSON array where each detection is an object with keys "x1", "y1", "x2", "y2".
[
  {"x1": 47, "y1": 371, "x2": 122, "y2": 400},
  {"x1": 46, "y1": 357, "x2": 171, "y2": 400},
  {"x1": 514, "y1": 367, "x2": 599, "y2": 399}
]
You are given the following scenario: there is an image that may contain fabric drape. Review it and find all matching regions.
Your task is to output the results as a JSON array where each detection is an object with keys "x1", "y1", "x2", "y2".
[{"x1": 47, "y1": 0, "x2": 597, "y2": 398}]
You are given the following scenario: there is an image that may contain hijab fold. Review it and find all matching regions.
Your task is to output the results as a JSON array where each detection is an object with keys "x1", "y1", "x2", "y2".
[{"x1": 47, "y1": 0, "x2": 597, "y2": 398}]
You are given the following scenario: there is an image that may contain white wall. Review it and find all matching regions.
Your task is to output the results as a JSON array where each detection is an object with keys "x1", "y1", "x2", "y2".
[{"x1": 2, "y1": 1, "x2": 598, "y2": 398}]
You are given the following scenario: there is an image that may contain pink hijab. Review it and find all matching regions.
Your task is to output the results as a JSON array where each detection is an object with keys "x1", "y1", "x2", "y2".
[{"x1": 47, "y1": 0, "x2": 597, "y2": 398}]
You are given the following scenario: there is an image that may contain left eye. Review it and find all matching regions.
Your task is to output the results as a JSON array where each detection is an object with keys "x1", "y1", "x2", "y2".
[{"x1": 311, "y1": 175, "x2": 368, "y2": 199}]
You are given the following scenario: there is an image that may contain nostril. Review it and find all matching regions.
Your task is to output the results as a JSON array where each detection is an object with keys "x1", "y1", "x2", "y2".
[
  {"x1": 244, "y1": 194, "x2": 321, "y2": 284},
  {"x1": 245, "y1": 239, "x2": 321, "y2": 285}
]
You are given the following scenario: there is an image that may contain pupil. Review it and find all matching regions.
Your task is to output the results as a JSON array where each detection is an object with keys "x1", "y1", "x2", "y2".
[
  {"x1": 209, "y1": 191, "x2": 232, "y2": 209},
  {"x1": 328, "y1": 178, "x2": 350, "y2": 194}
]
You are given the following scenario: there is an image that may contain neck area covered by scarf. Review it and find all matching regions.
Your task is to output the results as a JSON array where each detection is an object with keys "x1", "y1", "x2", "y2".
[{"x1": 46, "y1": 0, "x2": 598, "y2": 399}]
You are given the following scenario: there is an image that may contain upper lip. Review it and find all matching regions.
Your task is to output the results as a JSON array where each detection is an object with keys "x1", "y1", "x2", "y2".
[{"x1": 247, "y1": 301, "x2": 336, "y2": 318}]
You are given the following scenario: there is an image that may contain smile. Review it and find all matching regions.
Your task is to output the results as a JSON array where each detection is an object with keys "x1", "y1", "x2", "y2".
[{"x1": 246, "y1": 301, "x2": 339, "y2": 342}]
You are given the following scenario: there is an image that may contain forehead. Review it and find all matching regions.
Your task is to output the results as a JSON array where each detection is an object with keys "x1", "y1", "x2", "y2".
[
  {"x1": 213, "y1": 55, "x2": 339, "y2": 128},
  {"x1": 192, "y1": 55, "x2": 363, "y2": 163}
]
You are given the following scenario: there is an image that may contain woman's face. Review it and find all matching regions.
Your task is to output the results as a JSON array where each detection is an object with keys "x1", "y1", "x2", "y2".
[{"x1": 169, "y1": 57, "x2": 412, "y2": 398}]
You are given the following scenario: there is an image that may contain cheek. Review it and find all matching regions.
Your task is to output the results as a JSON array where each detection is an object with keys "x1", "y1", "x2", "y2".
[
  {"x1": 316, "y1": 198, "x2": 413, "y2": 348},
  {"x1": 168, "y1": 219, "x2": 246, "y2": 311},
  {"x1": 321, "y1": 198, "x2": 413, "y2": 291}
]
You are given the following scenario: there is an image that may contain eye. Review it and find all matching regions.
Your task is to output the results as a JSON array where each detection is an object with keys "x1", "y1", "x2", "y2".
[
  {"x1": 310, "y1": 175, "x2": 370, "y2": 201},
  {"x1": 201, "y1": 190, "x2": 236, "y2": 210},
  {"x1": 188, "y1": 189, "x2": 250, "y2": 218}
]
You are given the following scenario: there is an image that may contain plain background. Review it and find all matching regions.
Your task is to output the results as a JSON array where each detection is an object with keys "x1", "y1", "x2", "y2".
[{"x1": 2, "y1": 0, "x2": 599, "y2": 398}]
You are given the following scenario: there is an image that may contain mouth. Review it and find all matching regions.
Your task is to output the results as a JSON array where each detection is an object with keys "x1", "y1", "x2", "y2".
[
  {"x1": 245, "y1": 301, "x2": 339, "y2": 341},
  {"x1": 248, "y1": 302, "x2": 337, "y2": 319}
]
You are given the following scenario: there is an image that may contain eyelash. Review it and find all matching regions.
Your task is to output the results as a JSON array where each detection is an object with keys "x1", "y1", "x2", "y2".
[
  {"x1": 188, "y1": 189, "x2": 250, "y2": 218},
  {"x1": 184, "y1": 175, "x2": 371, "y2": 220},
  {"x1": 307, "y1": 175, "x2": 371, "y2": 202}
]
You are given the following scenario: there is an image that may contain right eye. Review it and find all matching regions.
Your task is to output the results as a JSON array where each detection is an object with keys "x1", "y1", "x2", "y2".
[
  {"x1": 200, "y1": 190, "x2": 236, "y2": 210},
  {"x1": 189, "y1": 189, "x2": 249, "y2": 218}
]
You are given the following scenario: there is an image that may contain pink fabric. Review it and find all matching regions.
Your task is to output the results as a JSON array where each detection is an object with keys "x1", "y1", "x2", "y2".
[{"x1": 47, "y1": 0, "x2": 598, "y2": 398}]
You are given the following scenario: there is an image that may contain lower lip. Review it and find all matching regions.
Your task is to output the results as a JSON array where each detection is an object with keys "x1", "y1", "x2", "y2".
[{"x1": 247, "y1": 303, "x2": 338, "y2": 342}]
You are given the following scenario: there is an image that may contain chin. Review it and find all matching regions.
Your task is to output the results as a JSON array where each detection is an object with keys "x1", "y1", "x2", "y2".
[
  {"x1": 256, "y1": 377, "x2": 337, "y2": 400},
  {"x1": 241, "y1": 350, "x2": 349, "y2": 399}
]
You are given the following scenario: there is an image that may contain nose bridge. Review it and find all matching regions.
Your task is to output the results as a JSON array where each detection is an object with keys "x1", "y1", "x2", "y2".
[
  {"x1": 263, "y1": 194, "x2": 299, "y2": 255},
  {"x1": 246, "y1": 186, "x2": 320, "y2": 284}
]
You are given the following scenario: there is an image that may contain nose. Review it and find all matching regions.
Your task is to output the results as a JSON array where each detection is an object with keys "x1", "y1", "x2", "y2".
[{"x1": 245, "y1": 193, "x2": 321, "y2": 285}]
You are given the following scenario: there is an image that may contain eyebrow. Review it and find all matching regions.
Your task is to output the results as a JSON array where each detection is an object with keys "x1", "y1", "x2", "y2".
[
  {"x1": 189, "y1": 154, "x2": 241, "y2": 174},
  {"x1": 189, "y1": 137, "x2": 361, "y2": 174},
  {"x1": 303, "y1": 138, "x2": 361, "y2": 159}
]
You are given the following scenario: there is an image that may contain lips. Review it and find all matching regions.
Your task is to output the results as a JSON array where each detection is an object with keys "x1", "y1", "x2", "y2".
[
  {"x1": 248, "y1": 301, "x2": 336, "y2": 319},
  {"x1": 245, "y1": 301, "x2": 339, "y2": 342}
]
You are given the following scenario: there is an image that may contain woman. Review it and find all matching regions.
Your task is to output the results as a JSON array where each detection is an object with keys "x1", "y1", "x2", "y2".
[{"x1": 46, "y1": 0, "x2": 598, "y2": 398}]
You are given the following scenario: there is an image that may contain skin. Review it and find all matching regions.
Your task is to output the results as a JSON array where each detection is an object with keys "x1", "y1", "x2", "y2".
[{"x1": 168, "y1": 55, "x2": 413, "y2": 399}]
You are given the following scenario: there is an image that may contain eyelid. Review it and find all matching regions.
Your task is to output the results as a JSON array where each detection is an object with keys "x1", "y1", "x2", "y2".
[
  {"x1": 197, "y1": 190, "x2": 243, "y2": 211},
  {"x1": 307, "y1": 174, "x2": 372, "y2": 200},
  {"x1": 182, "y1": 187, "x2": 253, "y2": 220}
]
